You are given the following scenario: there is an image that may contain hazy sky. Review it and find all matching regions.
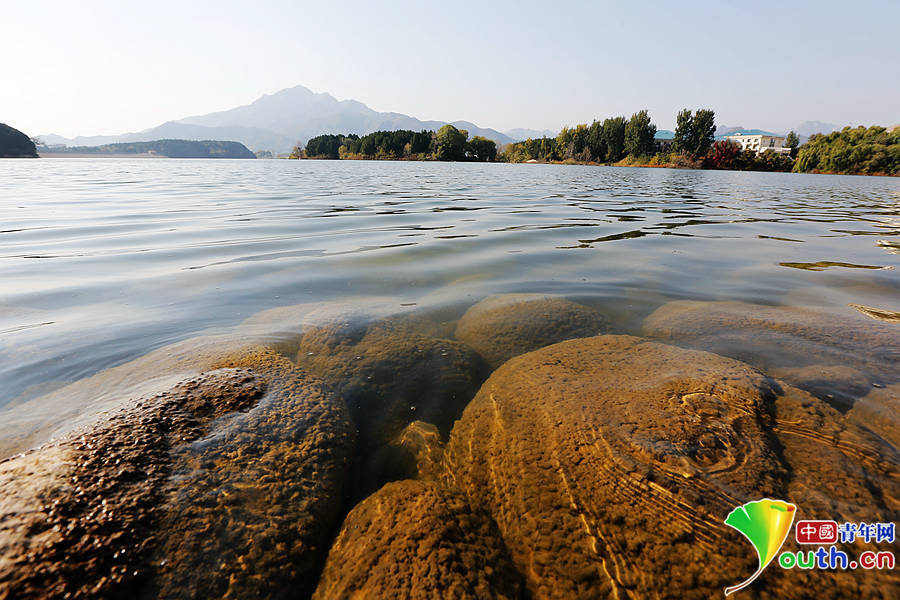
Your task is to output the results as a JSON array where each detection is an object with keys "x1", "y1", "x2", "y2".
[{"x1": 3, "y1": 0, "x2": 898, "y2": 137}]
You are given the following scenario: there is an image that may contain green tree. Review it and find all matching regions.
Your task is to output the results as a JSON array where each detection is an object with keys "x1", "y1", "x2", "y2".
[
  {"x1": 794, "y1": 125, "x2": 899, "y2": 175},
  {"x1": 602, "y1": 117, "x2": 627, "y2": 162},
  {"x1": 468, "y1": 136, "x2": 497, "y2": 161},
  {"x1": 672, "y1": 109, "x2": 693, "y2": 154},
  {"x1": 785, "y1": 131, "x2": 800, "y2": 158},
  {"x1": 690, "y1": 109, "x2": 716, "y2": 157},
  {"x1": 586, "y1": 120, "x2": 606, "y2": 162},
  {"x1": 624, "y1": 110, "x2": 657, "y2": 158},
  {"x1": 434, "y1": 124, "x2": 468, "y2": 161}
]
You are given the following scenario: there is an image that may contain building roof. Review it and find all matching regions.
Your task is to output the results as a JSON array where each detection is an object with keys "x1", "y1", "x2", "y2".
[
  {"x1": 654, "y1": 129, "x2": 674, "y2": 140},
  {"x1": 723, "y1": 129, "x2": 779, "y2": 137}
]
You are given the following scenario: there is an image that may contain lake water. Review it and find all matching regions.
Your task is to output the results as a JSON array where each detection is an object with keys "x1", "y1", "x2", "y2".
[{"x1": 1, "y1": 158, "x2": 898, "y2": 446}]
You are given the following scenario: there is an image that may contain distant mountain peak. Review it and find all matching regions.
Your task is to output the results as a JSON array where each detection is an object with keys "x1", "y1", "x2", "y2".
[{"x1": 39, "y1": 84, "x2": 527, "y2": 153}]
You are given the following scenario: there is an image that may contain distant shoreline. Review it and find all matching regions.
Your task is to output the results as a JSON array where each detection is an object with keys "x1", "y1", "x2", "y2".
[{"x1": 38, "y1": 152, "x2": 167, "y2": 158}]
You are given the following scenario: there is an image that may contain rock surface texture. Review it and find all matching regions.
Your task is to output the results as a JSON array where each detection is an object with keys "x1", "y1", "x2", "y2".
[
  {"x1": 0, "y1": 349, "x2": 354, "y2": 600},
  {"x1": 296, "y1": 313, "x2": 487, "y2": 444},
  {"x1": 643, "y1": 301, "x2": 899, "y2": 413},
  {"x1": 313, "y1": 480, "x2": 523, "y2": 600},
  {"x1": 296, "y1": 313, "x2": 488, "y2": 500},
  {"x1": 455, "y1": 294, "x2": 609, "y2": 368},
  {"x1": 442, "y1": 335, "x2": 899, "y2": 599}
]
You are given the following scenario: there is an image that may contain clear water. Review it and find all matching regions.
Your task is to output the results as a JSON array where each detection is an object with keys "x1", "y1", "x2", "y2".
[{"x1": 1, "y1": 158, "x2": 898, "y2": 443}]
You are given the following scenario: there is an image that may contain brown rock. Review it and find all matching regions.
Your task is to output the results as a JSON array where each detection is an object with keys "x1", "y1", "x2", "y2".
[
  {"x1": 443, "y1": 335, "x2": 899, "y2": 599},
  {"x1": 846, "y1": 383, "x2": 900, "y2": 449},
  {"x1": 296, "y1": 314, "x2": 487, "y2": 446},
  {"x1": 296, "y1": 313, "x2": 487, "y2": 500},
  {"x1": 454, "y1": 294, "x2": 609, "y2": 368},
  {"x1": 313, "y1": 480, "x2": 523, "y2": 600},
  {"x1": 643, "y1": 300, "x2": 900, "y2": 410},
  {"x1": 768, "y1": 365, "x2": 872, "y2": 410},
  {"x1": 0, "y1": 349, "x2": 354, "y2": 600},
  {"x1": 391, "y1": 420, "x2": 445, "y2": 482}
]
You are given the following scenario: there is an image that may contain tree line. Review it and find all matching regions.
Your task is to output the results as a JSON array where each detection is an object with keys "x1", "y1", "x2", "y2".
[
  {"x1": 42, "y1": 139, "x2": 256, "y2": 158},
  {"x1": 501, "y1": 108, "x2": 718, "y2": 164},
  {"x1": 294, "y1": 113, "x2": 900, "y2": 176},
  {"x1": 793, "y1": 126, "x2": 900, "y2": 176},
  {"x1": 295, "y1": 125, "x2": 497, "y2": 161}
]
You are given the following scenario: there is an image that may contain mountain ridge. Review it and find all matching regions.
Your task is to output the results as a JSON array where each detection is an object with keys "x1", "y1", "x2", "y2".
[
  {"x1": 41, "y1": 85, "x2": 520, "y2": 153},
  {"x1": 38, "y1": 85, "x2": 853, "y2": 154}
]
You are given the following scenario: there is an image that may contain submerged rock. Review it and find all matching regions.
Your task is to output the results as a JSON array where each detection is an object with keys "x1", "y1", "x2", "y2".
[
  {"x1": 313, "y1": 480, "x2": 523, "y2": 600},
  {"x1": 846, "y1": 383, "x2": 900, "y2": 449},
  {"x1": 296, "y1": 314, "x2": 487, "y2": 445},
  {"x1": 443, "y1": 335, "x2": 899, "y2": 599},
  {"x1": 454, "y1": 294, "x2": 609, "y2": 368},
  {"x1": 390, "y1": 420, "x2": 445, "y2": 482},
  {"x1": 643, "y1": 300, "x2": 900, "y2": 411},
  {"x1": 295, "y1": 313, "x2": 487, "y2": 499},
  {"x1": 0, "y1": 349, "x2": 354, "y2": 600}
]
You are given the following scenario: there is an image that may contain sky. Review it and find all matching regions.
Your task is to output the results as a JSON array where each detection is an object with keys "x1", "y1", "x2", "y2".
[{"x1": 2, "y1": 0, "x2": 898, "y2": 138}]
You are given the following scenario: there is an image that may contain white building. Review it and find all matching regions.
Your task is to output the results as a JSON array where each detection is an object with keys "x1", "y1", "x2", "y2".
[{"x1": 724, "y1": 130, "x2": 791, "y2": 155}]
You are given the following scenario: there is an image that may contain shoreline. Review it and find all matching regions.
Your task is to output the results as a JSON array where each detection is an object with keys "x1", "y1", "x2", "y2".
[
  {"x1": 38, "y1": 152, "x2": 168, "y2": 158},
  {"x1": 292, "y1": 155, "x2": 899, "y2": 177}
]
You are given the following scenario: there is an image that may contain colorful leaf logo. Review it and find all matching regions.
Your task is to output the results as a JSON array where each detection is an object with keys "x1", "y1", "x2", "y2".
[{"x1": 723, "y1": 498, "x2": 796, "y2": 596}]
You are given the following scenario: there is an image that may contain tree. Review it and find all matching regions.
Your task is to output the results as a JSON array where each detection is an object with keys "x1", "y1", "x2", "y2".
[
  {"x1": 704, "y1": 140, "x2": 741, "y2": 169},
  {"x1": 602, "y1": 117, "x2": 627, "y2": 162},
  {"x1": 434, "y1": 124, "x2": 468, "y2": 161},
  {"x1": 672, "y1": 109, "x2": 693, "y2": 154},
  {"x1": 690, "y1": 109, "x2": 716, "y2": 157},
  {"x1": 555, "y1": 126, "x2": 575, "y2": 160},
  {"x1": 624, "y1": 110, "x2": 657, "y2": 158},
  {"x1": 672, "y1": 108, "x2": 715, "y2": 157},
  {"x1": 785, "y1": 131, "x2": 800, "y2": 158},
  {"x1": 468, "y1": 136, "x2": 497, "y2": 161},
  {"x1": 586, "y1": 120, "x2": 606, "y2": 162}
]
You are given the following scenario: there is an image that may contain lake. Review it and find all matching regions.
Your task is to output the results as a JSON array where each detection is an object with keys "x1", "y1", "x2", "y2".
[
  {"x1": 2, "y1": 158, "x2": 899, "y2": 597},
  {"x1": 1, "y1": 158, "x2": 898, "y2": 438}
]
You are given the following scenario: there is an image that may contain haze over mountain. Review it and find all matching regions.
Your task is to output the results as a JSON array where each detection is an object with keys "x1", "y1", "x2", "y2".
[
  {"x1": 41, "y1": 85, "x2": 522, "y2": 153},
  {"x1": 38, "y1": 85, "x2": 854, "y2": 154}
]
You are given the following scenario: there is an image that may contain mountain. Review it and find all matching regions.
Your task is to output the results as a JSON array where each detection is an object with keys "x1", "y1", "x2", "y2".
[
  {"x1": 504, "y1": 128, "x2": 556, "y2": 141},
  {"x1": 794, "y1": 121, "x2": 839, "y2": 137},
  {"x1": 715, "y1": 125, "x2": 744, "y2": 137},
  {"x1": 0, "y1": 123, "x2": 38, "y2": 158},
  {"x1": 41, "y1": 85, "x2": 516, "y2": 153}
]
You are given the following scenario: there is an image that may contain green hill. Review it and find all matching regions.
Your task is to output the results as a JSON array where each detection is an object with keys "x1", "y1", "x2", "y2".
[
  {"x1": 54, "y1": 139, "x2": 256, "y2": 159},
  {"x1": 0, "y1": 123, "x2": 38, "y2": 158}
]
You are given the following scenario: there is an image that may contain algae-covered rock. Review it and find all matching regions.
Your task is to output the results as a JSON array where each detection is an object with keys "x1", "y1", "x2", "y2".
[
  {"x1": 443, "y1": 335, "x2": 899, "y2": 600},
  {"x1": 454, "y1": 294, "x2": 608, "y2": 368},
  {"x1": 0, "y1": 349, "x2": 354, "y2": 600},
  {"x1": 390, "y1": 420, "x2": 445, "y2": 482},
  {"x1": 313, "y1": 480, "x2": 523, "y2": 600},
  {"x1": 643, "y1": 300, "x2": 900, "y2": 410},
  {"x1": 296, "y1": 314, "x2": 488, "y2": 446},
  {"x1": 296, "y1": 313, "x2": 487, "y2": 499}
]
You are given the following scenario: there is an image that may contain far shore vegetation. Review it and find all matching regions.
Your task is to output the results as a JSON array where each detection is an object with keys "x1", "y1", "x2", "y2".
[
  {"x1": 36, "y1": 139, "x2": 256, "y2": 159},
  {"x1": 293, "y1": 111, "x2": 900, "y2": 177}
]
